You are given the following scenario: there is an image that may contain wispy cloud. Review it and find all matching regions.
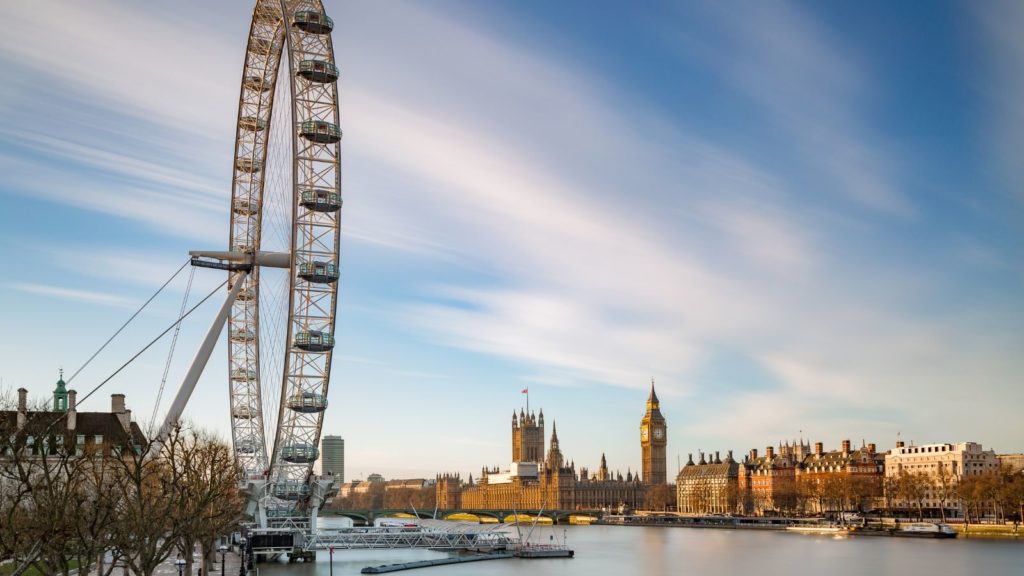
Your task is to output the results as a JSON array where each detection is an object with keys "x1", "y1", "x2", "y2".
[
  {"x1": 972, "y1": 0, "x2": 1024, "y2": 205},
  {"x1": 9, "y1": 283, "x2": 136, "y2": 309},
  {"x1": 662, "y1": 1, "x2": 911, "y2": 216}
]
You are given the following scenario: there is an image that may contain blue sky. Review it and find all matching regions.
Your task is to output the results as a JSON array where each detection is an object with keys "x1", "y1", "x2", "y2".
[{"x1": 0, "y1": 0, "x2": 1021, "y2": 480}]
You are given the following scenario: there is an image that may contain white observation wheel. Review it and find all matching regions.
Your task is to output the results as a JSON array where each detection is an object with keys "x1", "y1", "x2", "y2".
[{"x1": 226, "y1": 0, "x2": 341, "y2": 524}]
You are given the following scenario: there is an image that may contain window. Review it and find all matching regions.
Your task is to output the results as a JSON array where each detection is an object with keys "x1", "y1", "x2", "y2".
[
  {"x1": 94, "y1": 434, "x2": 103, "y2": 445},
  {"x1": 77, "y1": 434, "x2": 85, "y2": 444}
]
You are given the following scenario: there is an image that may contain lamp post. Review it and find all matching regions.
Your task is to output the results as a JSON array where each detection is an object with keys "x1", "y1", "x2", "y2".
[
  {"x1": 239, "y1": 537, "x2": 247, "y2": 576},
  {"x1": 329, "y1": 547, "x2": 334, "y2": 576},
  {"x1": 175, "y1": 557, "x2": 186, "y2": 576},
  {"x1": 219, "y1": 545, "x2": 228, "y2": 576}
]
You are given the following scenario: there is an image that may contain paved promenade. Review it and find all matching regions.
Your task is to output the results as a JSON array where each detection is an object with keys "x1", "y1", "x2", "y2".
[{"x1": 98, "y1": 548, "x2": 246, "y2": 576}]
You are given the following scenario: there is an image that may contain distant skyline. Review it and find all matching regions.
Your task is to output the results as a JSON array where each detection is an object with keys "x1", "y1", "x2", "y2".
[{"x1": 0, "y1": 1, "x2": 1022, "y2": 480}]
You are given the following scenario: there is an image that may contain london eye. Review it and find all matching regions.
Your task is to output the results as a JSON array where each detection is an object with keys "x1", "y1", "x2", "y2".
[{"x1": 179, "y1": 0, "x2": 342, "y2": 528}]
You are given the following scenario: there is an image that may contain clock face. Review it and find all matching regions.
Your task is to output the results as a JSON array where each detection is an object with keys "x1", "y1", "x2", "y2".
[
  {"x1": 654, "y1": 428, "x2": 664, "y2": 440},
  {"x1": 641, "y1": 428, "x2": 649, "y2": 441}
]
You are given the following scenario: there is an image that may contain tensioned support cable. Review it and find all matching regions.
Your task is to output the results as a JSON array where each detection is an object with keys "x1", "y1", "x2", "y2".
[
  {"x1": 66, "y1": 259, "x2": 189, "y2": 385},
  {"x1": 150, "y1": 265, "x2": 196, "y2": 428},
  {"x1": 76, "y1": 279, "x2": 228, "y2": 408}
]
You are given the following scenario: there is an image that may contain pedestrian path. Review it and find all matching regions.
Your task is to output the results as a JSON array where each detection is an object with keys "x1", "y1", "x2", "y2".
[{"x1": 99, "y1": 548, "x2": 245, "y2": 576}]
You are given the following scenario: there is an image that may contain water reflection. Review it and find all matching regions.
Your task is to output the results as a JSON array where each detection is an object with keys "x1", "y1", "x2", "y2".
[{"x1": 257, "y1": 523, "x2": 1023, "y2": 576}]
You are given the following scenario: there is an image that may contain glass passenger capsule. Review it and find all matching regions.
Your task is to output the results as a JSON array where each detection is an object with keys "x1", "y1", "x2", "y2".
[
  {"x1": 293, "y1": 11, "x2": 334, "y2": 34},
  {"x1": 243, "y1": 75, "x2": 272, "y2": 92},
  {"x1": 297, "y1": 260, "x2": 339, "y2": 284},
  {"x1": 239, "y1": 116, "x2": 267, "y2": 132},
  {"x1": 233, "y1": 198, "x2": 259, "y2": 215},
  {"x1": 300, "y1": 120, "x2": 341, "y2": 144},
  {"x1": 230, "y1": 368, "x2": 256, "y2": 381},
  {"x1": 232, "y1": 405, "x2": 256, "y2": 419},
  {"x1": 287, "y1": 392, "x2": 327, "y2": 413},
  {"x1": 230, "y1": 328, "x2": 255, "y2": 343},
  {"x1": 297, "y1": 60, "x2": 339, "y2": 83},
  {"x1": 281, "y1": 443, "x2": 319, "y2": 464},
  {"x1": 248, "y1": 37, "x2": 280, "y2": 53},
  {"x1": 300, "y1": 188, "x2": 342, "y2": 212},
  {"x1": 232, "y1": 243, "x2": 254, "y2": 253},
  {"x1": 236, "y1": 287, "x2": 256, "y2": 301},
  {"x1": 236, "y1": 157, "x2": 263, "y2": 173},
  {"x1": 294, "y1": 330, "x2": 334, "y2": 352},
  {"x1": 236, "y1": 440, "x2": 258, "y2": 454}
]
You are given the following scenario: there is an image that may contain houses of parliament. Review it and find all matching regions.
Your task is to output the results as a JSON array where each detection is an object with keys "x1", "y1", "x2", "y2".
[{"x1": 436, "y1": 383, "x2": 668, "y2": 511}]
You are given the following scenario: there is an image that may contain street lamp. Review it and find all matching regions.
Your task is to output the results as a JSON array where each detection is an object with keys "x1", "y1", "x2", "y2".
[
  {"x1": 219, "y1": 545, "x2": 228, "y2": 576},
  {"x1": 175, "y1": 557, "x2": 186, "y2": 576}
]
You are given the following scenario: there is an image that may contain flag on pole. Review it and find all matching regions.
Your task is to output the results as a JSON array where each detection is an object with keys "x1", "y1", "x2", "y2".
[{"x1": 521, "y1": 388, "x2": 529, "y2": 394}]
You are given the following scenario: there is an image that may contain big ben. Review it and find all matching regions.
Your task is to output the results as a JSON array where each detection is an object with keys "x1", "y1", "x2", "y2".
[{"x1": 640, "y1": 379, "x2": 667, "y2": 484}]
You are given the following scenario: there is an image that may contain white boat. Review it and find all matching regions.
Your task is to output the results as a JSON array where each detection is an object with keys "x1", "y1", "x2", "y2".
[
  {"x1": 896, "y1": 522, "x2": 957, "y2": 538},
  {"x1": 786, "y1": 524, "x2": 848, "y2": 535}
]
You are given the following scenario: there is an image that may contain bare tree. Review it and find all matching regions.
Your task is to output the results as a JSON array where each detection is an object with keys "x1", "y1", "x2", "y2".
[
  {"x1": 109, "y1": 424, "x2": 242, "y2": 576},
  {"x1": 933, "y1": 463, "x2": 955, "y2": 523},
  {"x1": 173, "y1": 429, "x2": 244, "y2": 575}
]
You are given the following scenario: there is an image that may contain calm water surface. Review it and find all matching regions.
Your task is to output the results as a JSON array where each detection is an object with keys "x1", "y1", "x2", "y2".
[{"x1": 257, "y1": 523, "x2": 1023, "y2": 576}]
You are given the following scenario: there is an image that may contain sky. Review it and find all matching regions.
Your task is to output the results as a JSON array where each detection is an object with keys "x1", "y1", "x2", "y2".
[{"x1": 0, "y1": 0, "x2": 1022, "y2": 481}]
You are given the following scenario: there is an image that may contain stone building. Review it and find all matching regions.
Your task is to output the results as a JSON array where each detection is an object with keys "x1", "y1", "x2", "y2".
[
  {"x1": 998, "y1": 453, "x2": 1024, "y2": 474},
  {"x1": 884, "y1": 441, "x2": 1000, "y2": 513},
  {"x1": 795, "y1": 440, "x2": 884, "y2": 513},
  {"x1": 739, "y1": 445, "x2": 799, "y2": 515},
  {"x1": 437, "y1": 387, "x2": 664, "y2": 512},
  {"x1": 675, "y1": 451, "x2": 740, "y2": 514},
  {"x1": 640, "y1": 382, "x2": 667, "y2": 485},
  {"x1": 512, "y1": 408, "x2": 544, "y2": 464},
  {"x1": 1, "y1": 375, "x2": 147, "y2": 459}
]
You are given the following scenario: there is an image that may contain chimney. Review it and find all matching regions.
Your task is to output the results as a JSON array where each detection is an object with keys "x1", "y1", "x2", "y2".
[
  {"x1": 842, "y1": 439, "x2": 851, "y2": 456},
  {"x1": 111, "y1": 394, "x2": 131, "y2": 434},
  {"x1": 766, "y1": 446, "x2": 775, "y2": 459},
  {"x1": 67, "y1": 389, "x2": 77, "y2": 431},
  {"x1": 750, "y1": 448, "x2": 758, "y2": 461},
  {"x1": 714, "y1": 451, "x2": 721, "y2": 464},
  {"x1": 17, "y1": 387, "x2": 27, "y2": 430},
  {"x1": 868, "y1": 443, "x2": 876, "y2": 454},
  {"x1": 815, "y1": 442, "x2": 823, "y2": 457}
]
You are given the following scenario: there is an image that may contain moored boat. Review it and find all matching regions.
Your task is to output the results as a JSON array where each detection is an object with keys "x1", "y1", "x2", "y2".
[
  {"x1": 895, "y1": 522, "x2": 957, "y2": 539},
  {"x1": 786, "y1": 524, "x2": 849, "y2": 535}
]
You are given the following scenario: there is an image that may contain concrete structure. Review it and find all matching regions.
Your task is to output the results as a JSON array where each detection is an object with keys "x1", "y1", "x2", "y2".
[
  {"x1": 321, "y1": 435, "x2": 344, "y2": 480},
  {"x1": 884, "y1": 441, "x2": 1000, "y2": 513},
  {"x1": 676, "y1": 451, "x2": 740, "y2": 514},
  {"x1": 640, "y1": 381, "x2": 668, "y2": 485}
]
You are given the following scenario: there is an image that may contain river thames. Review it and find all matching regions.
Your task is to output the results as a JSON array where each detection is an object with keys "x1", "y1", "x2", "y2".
[{"x1": 257, "y1": 524, "x2": 1023, "y2": 576}]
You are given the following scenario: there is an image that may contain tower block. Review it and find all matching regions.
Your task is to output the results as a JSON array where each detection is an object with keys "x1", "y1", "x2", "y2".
[{"x1": 640, "y1": 380, "x2": 668, "y2": 484}]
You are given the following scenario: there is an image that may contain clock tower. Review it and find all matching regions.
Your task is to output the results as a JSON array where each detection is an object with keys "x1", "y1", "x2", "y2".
[{"x1": 640, "y1": 379, "x2": 667, "y2": 484}]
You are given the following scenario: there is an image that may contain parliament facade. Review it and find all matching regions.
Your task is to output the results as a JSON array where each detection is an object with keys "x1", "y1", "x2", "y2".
[{"x1": 437, "y1": 384, "x2": 668, "y2": 511}]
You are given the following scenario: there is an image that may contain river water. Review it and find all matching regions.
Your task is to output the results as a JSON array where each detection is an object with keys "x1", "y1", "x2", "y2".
[{"x1": 256, "y1": 522, "x2": 1023, "y2": 576}]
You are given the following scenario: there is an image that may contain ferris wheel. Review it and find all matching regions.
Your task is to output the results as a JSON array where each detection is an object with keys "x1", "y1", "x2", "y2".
[{"x1": 173, "y1": 0, "x2": 341, "y2": 526}]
